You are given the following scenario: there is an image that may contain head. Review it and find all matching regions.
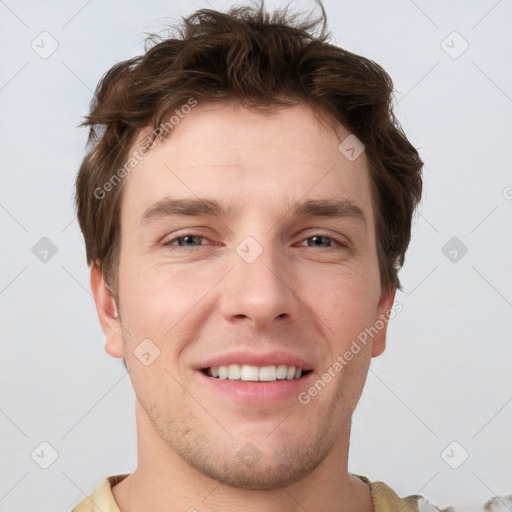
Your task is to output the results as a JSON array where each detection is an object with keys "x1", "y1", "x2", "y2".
[{"x1": 76, "y1": 2, "x2": 422, "y2": 490}]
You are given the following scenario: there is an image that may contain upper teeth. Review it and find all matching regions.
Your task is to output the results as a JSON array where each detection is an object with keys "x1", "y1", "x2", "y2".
[{"x1": 208, "y1": 364, "x2": 303, "y2": 381}]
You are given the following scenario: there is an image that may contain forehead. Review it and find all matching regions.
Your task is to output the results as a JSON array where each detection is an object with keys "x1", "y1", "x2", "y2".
[{"x1": 120, "y1": 101, "x2": 374, "y2": 226}]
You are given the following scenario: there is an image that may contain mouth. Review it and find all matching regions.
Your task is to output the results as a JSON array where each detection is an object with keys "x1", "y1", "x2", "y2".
[{"x1": 200, "y1": 364, "x2": 313, "y2": 382}]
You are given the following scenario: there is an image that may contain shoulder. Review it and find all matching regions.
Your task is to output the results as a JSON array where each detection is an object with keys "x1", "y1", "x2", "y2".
[
  {"x1": 355, "y1": 475, "x2": 449, "y2": 511},
  {"x1": 356, "y1": 475, "x2": 512, "y2": 512},
  {"x1": 70, "y1": 474, "x2": 129, "y2": 512}
]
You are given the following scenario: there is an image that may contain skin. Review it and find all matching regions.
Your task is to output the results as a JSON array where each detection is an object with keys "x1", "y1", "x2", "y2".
[{"x1": 91, "y1": 100, "x2": 396, "y2": 512}]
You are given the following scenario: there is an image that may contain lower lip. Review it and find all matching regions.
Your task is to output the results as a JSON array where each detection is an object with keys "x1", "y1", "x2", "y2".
[{"x1": 197, "y1": 371, "x2": 313, "y2": 405}]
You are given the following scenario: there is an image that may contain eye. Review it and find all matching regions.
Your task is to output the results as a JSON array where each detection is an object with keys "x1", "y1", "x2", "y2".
[
  {"x1": 163, "y1": 234, "x2": 210, "y2": 248},
  {"x1": 298, "y1": 235, "x2": 347, "y2": 249}
]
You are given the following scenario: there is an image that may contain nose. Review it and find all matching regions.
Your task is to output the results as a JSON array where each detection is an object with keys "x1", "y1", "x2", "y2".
[{"x1": 219, "y1": 238, "x2": 301, "y2": 330}]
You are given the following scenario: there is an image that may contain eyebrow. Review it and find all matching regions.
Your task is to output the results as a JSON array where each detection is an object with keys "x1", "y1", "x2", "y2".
[
  {"x1": 140, "y1": 197, "x2": 367, "y2": 229},
  {"x1": 291, "y1": 199, "x2": 367, "y2": 227}
]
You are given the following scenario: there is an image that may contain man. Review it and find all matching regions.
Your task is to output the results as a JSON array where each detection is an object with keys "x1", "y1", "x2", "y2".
[{"x1": 71, "y1": 2, "x2": 452, "y2": 511}]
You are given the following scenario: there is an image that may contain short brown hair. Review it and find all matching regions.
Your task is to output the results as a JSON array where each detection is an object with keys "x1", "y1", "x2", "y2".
[{"x1": 75, "y1": 1, "x2": 422, "y2": 299}]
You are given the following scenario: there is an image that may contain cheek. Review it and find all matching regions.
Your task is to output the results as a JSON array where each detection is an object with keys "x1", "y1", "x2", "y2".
[
  {"x1": 306, "y1": 274, "x2": 380, "y2": 376},
  {"x1": 119, "y1": 261, "x2": 216, "y2": 352},
  {"x1": 310, "y1": 267, "x2": 379, "y2": 325}
]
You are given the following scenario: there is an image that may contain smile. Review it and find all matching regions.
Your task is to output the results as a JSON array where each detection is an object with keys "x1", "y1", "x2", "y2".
[{"x1": 202, "y1": 364, "x2": 312, "y2": 381}]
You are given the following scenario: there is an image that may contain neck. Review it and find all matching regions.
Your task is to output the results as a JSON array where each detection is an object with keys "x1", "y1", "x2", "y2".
[{"x1": 112, "y1": 400, "x2": 373, "y2": 512}]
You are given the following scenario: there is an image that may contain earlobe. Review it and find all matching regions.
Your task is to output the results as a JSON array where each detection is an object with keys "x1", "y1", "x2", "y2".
[
  {"x1": 89, "y1": 264, "x2": 125, "y2": 359},
  {"x1": 371, "y1": 287, "x2": 397, "y2": 358}
]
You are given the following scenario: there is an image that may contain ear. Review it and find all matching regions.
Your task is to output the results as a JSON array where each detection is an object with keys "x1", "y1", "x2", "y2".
[
  {"x1": 371, "y1": 286, "x2": 397, "y2": 358},
  {"x1": 90, "y1": 264, "x2": 125, "y2": 359}
]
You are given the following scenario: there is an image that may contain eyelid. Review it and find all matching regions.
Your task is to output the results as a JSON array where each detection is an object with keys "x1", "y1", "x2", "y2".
[
  {"x1": 161, "y1": 231, "x2": 213, "y2": 246},
  {"x1": 161, "y1": 229, "x2": 349, "y2": 249},
  {"x1": 295, "y1": 228, "x2": 351, "y2": 246},
  {"x1": 296, "y1": 234, "x2": 349, "y2": 248}
]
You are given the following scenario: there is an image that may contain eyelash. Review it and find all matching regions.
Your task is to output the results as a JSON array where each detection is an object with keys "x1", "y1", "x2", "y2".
[{"x1": 162, "y1": 233, "x2": 349, "y2": 250}]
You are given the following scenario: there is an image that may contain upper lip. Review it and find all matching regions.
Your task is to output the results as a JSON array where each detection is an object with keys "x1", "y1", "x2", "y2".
[{"x1": 196, "y1": 350, "x2": 314, "y2": 371}]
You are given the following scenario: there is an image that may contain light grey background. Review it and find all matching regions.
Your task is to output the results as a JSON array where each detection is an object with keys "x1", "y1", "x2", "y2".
[{"x1": 0, "y1": 0, "x2": 511, "y2": 510}]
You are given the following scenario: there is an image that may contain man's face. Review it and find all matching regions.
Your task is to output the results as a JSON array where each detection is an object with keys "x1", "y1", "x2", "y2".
[{"x1": 102, "y1": 100, "x2": 394, "y2": 489}]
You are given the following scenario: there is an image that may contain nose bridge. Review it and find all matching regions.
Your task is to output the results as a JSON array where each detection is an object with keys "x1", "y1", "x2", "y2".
[{"x1": 219, "y1": 233, "x2": 299, "y2": 327}]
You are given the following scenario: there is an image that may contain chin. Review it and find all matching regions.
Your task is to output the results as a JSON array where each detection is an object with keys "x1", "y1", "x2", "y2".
[{"x1": 175, "y1": 432, "x2": 333, "y2": 490}]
